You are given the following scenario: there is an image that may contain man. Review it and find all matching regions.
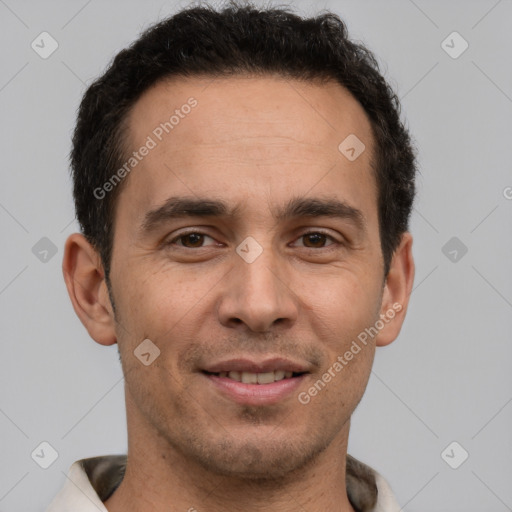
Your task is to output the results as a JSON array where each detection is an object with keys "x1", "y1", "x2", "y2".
[{"x1": 48, "y1": 2, "x2": 416, "y2": 511}]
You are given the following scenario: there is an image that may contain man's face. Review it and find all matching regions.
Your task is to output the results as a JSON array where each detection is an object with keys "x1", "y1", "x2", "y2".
[{"x1": 108, "y1": 75, "x2": 388, "y2": 478}]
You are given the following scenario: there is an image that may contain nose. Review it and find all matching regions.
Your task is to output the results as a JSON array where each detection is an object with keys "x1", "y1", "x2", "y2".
[{"x1": 217, "y1": 244, "x2": 299, "y2": 333}]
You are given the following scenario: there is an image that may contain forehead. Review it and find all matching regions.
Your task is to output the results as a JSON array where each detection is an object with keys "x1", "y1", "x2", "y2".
[
  {"x1": 126, "y1": 74, "x2": 373, "y2": 151},
  {"x1": 117, "y1": 74, "x2": 377, "y2": 228}
]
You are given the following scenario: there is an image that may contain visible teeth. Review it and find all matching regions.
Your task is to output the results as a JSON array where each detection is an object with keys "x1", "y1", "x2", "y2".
[
  {"x1": 228, "y1": 371, "x2": 241, "y2": 381},
  {"x1": 218, "y1": 370, "x2": 297, "y2": 384},
  {"x1": 257, "y1": 372, "x2": 275, "y2": 384},
  {"x1": 241, "y1": 372, "x2": 258, "y2": 384}
]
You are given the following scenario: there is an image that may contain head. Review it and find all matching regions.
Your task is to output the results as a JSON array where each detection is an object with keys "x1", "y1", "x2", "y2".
[{"x1": 63, "y1": 2, "x2": 416, "y2": 480}]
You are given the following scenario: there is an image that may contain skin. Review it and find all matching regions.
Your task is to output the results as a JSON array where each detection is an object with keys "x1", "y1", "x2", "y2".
[{"x1": 63, "y1": 74, "x2": 414, "y2": 512}]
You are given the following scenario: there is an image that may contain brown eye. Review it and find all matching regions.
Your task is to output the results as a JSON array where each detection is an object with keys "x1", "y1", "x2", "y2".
[
  {"x1": 295, "y1": 231, "x2": 337, "y2": 249},
  {"x1": 303, "y1": 233, "x2": 328, "y2": 248},
  {"x1": 167, "y1": 232, "x2": 217, "y2": 248},
  {"x1": 179, "y1": 233, "x2": 205, "y2": 247}
]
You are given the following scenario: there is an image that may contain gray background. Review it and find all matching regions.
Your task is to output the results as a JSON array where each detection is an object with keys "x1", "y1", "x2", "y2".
[{"x1": 1, "y1": 0, "x2": 511, "y2": 510}]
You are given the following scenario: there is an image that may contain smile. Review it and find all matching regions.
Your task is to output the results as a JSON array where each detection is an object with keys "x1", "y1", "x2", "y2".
[
  {"x1": 202, "y1": 370, "x2": 308, "y2": 406},
  {"x1": 204, "y1": 370, "x2": 304, "y2": 384}
]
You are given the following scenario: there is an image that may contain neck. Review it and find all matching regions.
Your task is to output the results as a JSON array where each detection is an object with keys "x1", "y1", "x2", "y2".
[{"x1": 105, "y1": 440, "x2": 357, "y2": 512}]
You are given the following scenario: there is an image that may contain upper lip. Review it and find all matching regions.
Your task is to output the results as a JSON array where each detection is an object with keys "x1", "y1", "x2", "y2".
[{"x1": 202, "y1": 357, "x2": 310, "y2": 374}]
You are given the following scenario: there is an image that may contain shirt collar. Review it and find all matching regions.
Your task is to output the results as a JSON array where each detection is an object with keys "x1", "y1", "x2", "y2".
[{"x1": 46, "y1": 454, "x2": 400, "y2": 512}]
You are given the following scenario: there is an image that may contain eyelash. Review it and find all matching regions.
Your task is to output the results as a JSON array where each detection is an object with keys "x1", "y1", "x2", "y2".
[{"x1": 165, "y1": 230, "x2": 341, "y2": 250}]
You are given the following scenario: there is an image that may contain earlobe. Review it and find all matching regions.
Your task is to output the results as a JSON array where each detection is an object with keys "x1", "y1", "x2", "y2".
[
  {"x1": 62, "y1": 233, "x2": 117, "y2": 346},
  {"x1": 375, "y1": 232, "x2": 415, "y2": 347}
]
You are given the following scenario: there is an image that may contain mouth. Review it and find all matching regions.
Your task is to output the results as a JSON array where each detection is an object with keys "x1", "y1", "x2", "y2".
[
  {"x1": 200, "y1": 358, "x2": 310, "y2": 405},
  {"x1": 202, "y1": 369, "x2": 306, "y2": 384}
]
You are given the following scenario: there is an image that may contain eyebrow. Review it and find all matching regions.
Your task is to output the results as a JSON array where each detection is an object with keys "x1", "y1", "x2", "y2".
[{"x1": 139, "y1": 195, "x2": 367, "y2": 235}]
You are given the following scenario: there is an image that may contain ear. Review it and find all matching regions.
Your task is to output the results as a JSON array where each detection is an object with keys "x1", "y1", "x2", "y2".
[
  {"x1": 375, "y1": 231, "x2": 415, "y2": 347},
  {"x1": 62, "y1": 233, "x2": 117, "y2": 346}
]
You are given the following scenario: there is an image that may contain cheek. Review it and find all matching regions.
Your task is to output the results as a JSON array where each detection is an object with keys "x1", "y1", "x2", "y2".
[
  {"x1": 306, "y1": 272, "x2": 382, "y2": 347},
  {"x1": 317, "y1": 347, "x2": 375, "y2": 417},
  {"x1": 301, "y1": 277, "x2": 380, "y2": 405},
  {"x1": 114, "y1": 267, "x2": 216, "y2": 366},
  {"x1": 304, "y1": 288, "x2": 379, "y2": 409},
  {"x1": 115, "y1": 262, "x2": 202, "y2": 323}
]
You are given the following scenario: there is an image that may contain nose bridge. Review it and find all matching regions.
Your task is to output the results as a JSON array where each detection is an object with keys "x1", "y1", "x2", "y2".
[{"x1": 217, "y1": 235, "x2": 298, "y2": 332}]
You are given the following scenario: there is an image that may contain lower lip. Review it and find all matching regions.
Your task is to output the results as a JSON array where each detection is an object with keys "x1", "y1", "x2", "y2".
[{"x1": 202, "y1": 372, "x2": 307, "y2": 406}]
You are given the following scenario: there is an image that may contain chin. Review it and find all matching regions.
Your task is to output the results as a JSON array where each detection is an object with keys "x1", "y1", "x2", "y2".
[{"x1": 183, "y1": 430, "x2": 332, "y2": 481}]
